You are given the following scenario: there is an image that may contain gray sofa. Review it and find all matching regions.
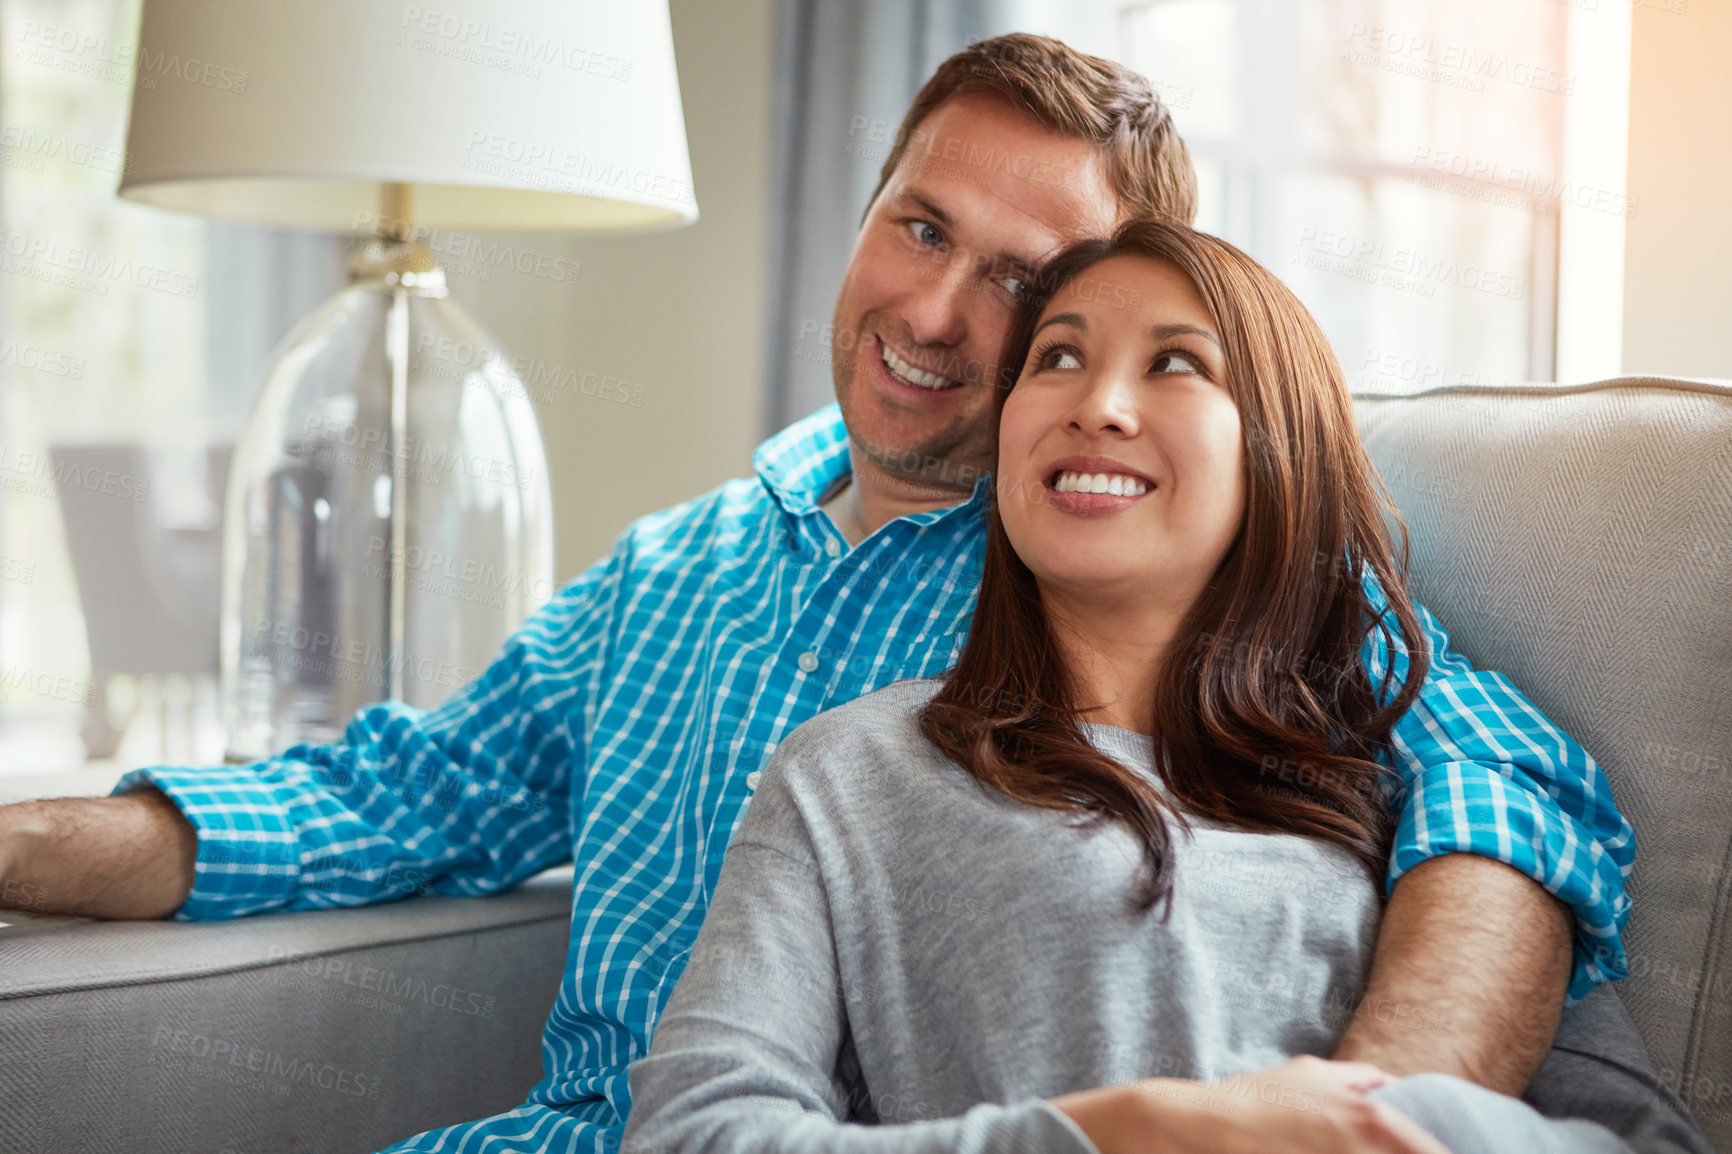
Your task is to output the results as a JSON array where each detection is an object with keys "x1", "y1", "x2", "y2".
[
  {"x1": 1356, "y1": 375, "x2": 1732, "y2": 1152},
  {"x1": 1, "y1": 374, "x2": 1729, "y2": 1153},
  {"x1": 0, "y1": 868, "x2": 572, "y2": 1153}
]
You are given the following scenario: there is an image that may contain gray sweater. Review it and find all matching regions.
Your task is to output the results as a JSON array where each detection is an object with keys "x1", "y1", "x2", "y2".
[{"x1": 622, "y1": 677, "x2": 1383, "y2": 1153}]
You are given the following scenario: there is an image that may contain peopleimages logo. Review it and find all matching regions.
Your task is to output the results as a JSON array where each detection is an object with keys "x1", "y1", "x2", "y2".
[
  {"x1": 352, "y1": 212, "x2": 583, "y2": 287},
  {"x1": 149, "y1": 1025, "x2": 381, "y2": 1098},
  {"x1": 1292, "y1": 227, "x2": 1526, "y2": 301},
  {"x1": 298, "y1": 413, "x2": 539, "y2": 489},
  {"x1": 1408, "y1": 147, "x2": 1639, "y2": 219},
  {"x1": 362, "y1": 535, "x2": 557, "y2": 604},
  {"x1": 0, "y1": 123, "x2": 127, "y2": 175},
  {"x1": 0, "y1": 229, "x2": 200, "y2": 299},
  {"x1": 13, "y1": 20, "x2": 249, "y2": 93},
  {"x1": 399, "y1": 6, "x2": 633, "y2": 81},
  {"x1": 0, "y1": 338, "x2": 84, "y2": 379},
  {"x1": 0, "y1": 443, "x2": 150, "y2": 503},
  {"x1": 461, "y1": 132, "x2": 695, "y2": 207},
  {"x1": 266, "y1": 945, "x2": 499, "y2": 1018},
  {"x1": 1342, "y1": 22, "x2": 1575, "y2": 95},
  {"x1": 411, "y1": 332, "x2": 645, "y2": 408},
  {"x1": 0, "y1": 667, "x2": 97, "y2": 707},
  {"x1": 248, "y1": 616, "x2": 481, "y2": 694}
]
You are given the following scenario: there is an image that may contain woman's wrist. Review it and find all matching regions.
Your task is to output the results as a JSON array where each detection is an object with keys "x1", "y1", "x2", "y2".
[{"x1": 1051, "y1": 1081, "x2": 1179, "y2": 1154}]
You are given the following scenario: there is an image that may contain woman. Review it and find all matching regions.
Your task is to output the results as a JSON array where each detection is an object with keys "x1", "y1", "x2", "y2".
[{"x1": 620, "y1": 221, "x2": 1634, "y2": 1154}]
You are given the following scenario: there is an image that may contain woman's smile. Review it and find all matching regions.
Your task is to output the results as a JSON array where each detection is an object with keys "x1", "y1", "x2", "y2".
[{"x1": 1042, "y1": 453, "x2": 1156, "y2": 515}]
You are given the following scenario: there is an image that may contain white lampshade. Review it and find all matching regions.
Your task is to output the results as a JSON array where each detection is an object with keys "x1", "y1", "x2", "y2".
[{"x1": 119, "y1": 0, "x2": 697, "y2": 233}]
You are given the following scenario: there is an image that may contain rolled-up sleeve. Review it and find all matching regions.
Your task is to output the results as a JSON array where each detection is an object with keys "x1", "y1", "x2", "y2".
[
  {"x1": 1363, "y1": 575, "x2": 1635, "y2": 1003},
  {"x1": 112, "y1": 549, "x2": 621, "y2": 921}
]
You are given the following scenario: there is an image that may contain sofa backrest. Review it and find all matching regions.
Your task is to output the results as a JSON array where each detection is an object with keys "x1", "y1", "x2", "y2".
[{"x1": 1354, "y1": 377, "x2": 1732, "y2": 1148}]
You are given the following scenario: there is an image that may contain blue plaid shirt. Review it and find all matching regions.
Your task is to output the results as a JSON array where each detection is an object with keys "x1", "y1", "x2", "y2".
[{"x1": 119, "y1": 402, "x2": 1634, "y2": 1153}]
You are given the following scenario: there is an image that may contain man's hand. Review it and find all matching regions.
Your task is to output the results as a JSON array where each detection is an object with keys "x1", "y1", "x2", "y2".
[
  {"x1": 0, "y1": 788, "x2": 197, "y2": 919},
  {"x1": 1051, "y1": 1056, "x2": 1450, "y2": 1154},
  {"x1": 1333, "y1": 852, "x2": 1573, "y2": 1094}
]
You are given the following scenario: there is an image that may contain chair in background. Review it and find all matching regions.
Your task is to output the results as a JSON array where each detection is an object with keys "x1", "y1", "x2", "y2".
[{"x1": 48, "y1": 443, "x2": 232, "y2": 759}]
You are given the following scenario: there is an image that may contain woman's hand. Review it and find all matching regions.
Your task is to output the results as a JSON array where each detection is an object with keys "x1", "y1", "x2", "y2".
[{"x1": 1051, "y1": 1055, "x2": 1452, "y2": 1154}]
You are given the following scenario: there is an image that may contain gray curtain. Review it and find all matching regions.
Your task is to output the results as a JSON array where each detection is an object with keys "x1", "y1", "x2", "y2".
[{"x1": 762, "y1": 0, "x2": 1009, "y2": 435}]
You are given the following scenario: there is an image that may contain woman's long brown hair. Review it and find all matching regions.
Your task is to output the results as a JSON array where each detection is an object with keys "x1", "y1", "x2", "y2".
[{"x1": 917, "y1": 219, "x2": 1429, "y2": 915}]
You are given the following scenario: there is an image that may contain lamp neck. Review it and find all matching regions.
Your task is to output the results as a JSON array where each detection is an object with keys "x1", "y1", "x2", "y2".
[
  {"x1": 378, "y1": 181, "x2": 414, "y2": 242},
  {"x1": 347, "y1": 182, "x2": 445, "y2": 293},
  {"x1": 347, "y1": 237, "x2": 448, "y2": 296}
]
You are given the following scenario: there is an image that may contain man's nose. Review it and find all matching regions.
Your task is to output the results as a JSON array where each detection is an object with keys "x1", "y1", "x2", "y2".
[{"x1": 899, "y1": 251, "x2": 972, "y2": 349}]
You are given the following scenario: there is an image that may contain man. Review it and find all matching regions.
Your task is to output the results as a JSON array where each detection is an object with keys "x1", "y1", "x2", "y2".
[{"x1": 0, "y1": 32, "x2": 1678, "y2": 1154}]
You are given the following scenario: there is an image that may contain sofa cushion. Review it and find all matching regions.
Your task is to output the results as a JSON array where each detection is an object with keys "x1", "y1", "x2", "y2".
[
  {"x1": 1354, "y1": 377, "x2": 1732, "y2": 1149},
  {"x1": 0, "y1": 865, "x2": 573, "y2": 1153}
]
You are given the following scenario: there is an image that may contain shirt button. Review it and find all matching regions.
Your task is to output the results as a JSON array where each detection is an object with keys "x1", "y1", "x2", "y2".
[
  {"x1": 745, "y1": 770, "x2": 762, "y2": 792},
  {"x1": 825, "y1": 537, "x2": 842, "y2": 558},
  {"x1": 796, "y1": 651, "x2": 819, "y2": 673}
]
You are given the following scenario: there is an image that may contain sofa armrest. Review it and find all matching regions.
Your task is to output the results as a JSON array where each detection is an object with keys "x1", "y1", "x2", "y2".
[{"x1": 0, "y1": 865, "x2": 573, "y2": 1154}]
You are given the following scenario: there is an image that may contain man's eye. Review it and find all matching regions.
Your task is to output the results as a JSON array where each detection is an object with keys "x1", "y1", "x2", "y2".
[
  {"x1": 999, "y1": 275, "x2": 1027, "y2": 300},
  {"x1": 1151, "y1": 352, "x2": 1201, "y2": 375},
  {"x1": 907, "y1": 221, "x2": 943, "y2": 247}
]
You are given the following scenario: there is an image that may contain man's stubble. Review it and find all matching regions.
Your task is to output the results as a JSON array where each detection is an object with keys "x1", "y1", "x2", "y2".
[{"x1": 828, "y1": 308, "x2": 1000, "y2": 498}]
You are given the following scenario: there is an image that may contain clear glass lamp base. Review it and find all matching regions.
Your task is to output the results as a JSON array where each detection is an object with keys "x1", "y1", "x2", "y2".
[{"x1": 219, "y1": 238, "x2": 555, "y2": 762}]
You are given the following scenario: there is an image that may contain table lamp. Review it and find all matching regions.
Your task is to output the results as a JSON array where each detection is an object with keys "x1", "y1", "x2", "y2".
[{"x1": 117, "y1": 0, "x2": 698, "y2": 761}]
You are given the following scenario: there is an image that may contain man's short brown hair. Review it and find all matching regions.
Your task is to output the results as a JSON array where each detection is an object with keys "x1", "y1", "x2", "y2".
[{"x1": 865, "y1": 32, "x2": 1197, "y2": 226}]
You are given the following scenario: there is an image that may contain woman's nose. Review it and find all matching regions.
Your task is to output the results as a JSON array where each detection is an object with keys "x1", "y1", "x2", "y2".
[{"x1": 1067, "y1": 368, "x2": 1142, "y2": 436}]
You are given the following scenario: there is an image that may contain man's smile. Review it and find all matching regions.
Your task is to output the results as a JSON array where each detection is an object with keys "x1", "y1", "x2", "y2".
[{"x1": 874, "y1": 334, "x2": 964, "y2": 392}]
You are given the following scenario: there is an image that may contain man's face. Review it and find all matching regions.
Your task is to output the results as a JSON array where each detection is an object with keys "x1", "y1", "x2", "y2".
[{"x1": 829, "y1": 93, "x2": 1120, "y2": 496}]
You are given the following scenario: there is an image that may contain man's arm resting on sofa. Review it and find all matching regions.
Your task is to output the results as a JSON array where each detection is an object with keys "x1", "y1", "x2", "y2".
[
  {"x1": 80, "y1": 555, "x2": 616, "y2": 923},
  {"x1": 1332, "y1": 852, "x2": 1574, "y2": 1096},
  {"x1": 0, "y1": 787, "x2": 195, "y2": 919},
  {"x1": 1349, "y1": 584, "x2": 1635, "y2": 1093}
]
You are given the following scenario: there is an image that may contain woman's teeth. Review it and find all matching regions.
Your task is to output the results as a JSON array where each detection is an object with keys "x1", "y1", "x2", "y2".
[
  {"x1": 880, "y1": 341, "x2": 956, "y2": 390},
  {"x1": 1052, "y1": 471, "x2": 1149, "y2": 496}
]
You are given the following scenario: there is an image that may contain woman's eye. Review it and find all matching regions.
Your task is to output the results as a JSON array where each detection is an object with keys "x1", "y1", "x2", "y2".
[
  {"x1": 1150, "y1": 352, "x2": 1201, "y2": 375},
  {"x1": 907, "y1": 220, "x2": 943, "y2": 247},
  {"x1": 1041, "y1": 347, "x2": 1081, "y2": 370}
]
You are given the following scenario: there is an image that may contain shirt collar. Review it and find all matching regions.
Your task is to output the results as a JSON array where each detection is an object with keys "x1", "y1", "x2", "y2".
[{"x1": 754, "y1": 402, "x2": 994, "y2": 522}]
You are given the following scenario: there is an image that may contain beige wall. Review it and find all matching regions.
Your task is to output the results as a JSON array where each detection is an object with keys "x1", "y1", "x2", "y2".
[
  {"x1": 451, "y1": 0, "x2": 776, "y2": 579},
  {"x1": 1621, "y1": 1, "x2": 1732, "y2": 380}
]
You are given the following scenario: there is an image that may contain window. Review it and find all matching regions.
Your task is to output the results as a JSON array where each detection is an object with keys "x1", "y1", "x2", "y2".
[{"x1": 997, "y1": 0, "x2": 1631, "y2": 391}]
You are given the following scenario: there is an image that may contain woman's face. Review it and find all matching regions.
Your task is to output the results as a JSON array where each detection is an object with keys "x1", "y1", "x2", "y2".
[{"x1": 997, "y1": 254, "x2": 1245, "y2": 607}]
